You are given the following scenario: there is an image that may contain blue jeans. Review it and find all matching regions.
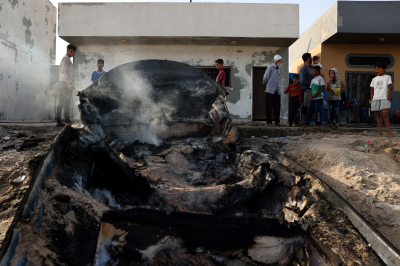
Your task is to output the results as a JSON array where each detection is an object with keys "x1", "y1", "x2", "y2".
[
  {"x1": 328, "y1": 100, "x2": 340, "y2": 124},
  {"x1": 305, "y1": 98, "x2": 323, "y2": 126}
]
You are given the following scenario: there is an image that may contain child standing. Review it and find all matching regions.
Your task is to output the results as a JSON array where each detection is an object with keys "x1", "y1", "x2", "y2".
[
  {"x1": 215, "y1": 59, "x2": 226, "y2": 88},
  {"x1": 370, "y1": 62, "x2": 394, "y2": 137},
  {"x1": 305, "y1": 65, "x2": 325, "y2": 128},
  {"x1": 284, "y1": 74, "x2": 302, "y2": 126},
  {"x1": 326, "y1": 68, "x2": 345, "y2": 129},
  {"x1": 91, "y1": 59, "x2": 106, "y2": 84}
]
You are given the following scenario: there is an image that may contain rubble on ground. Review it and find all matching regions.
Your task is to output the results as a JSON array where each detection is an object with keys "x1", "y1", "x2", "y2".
[
  {"x1": 264, "y1": 131, "x2": 400, "y2": 250},
  {"x1": 0, "y1": 126, "x2": 61, "y2": 249},
  {"x1": 1, "y1": 126, "x2": 382, "y2": 265}
]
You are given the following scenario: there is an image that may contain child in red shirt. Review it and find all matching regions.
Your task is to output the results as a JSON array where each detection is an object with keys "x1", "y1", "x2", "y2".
[
  {"x1": 215, "y1": 59, "x2": 226, "y2": 88},
  {"x1": 284, "y1": 74, "x2": 302, "y2": 126}
]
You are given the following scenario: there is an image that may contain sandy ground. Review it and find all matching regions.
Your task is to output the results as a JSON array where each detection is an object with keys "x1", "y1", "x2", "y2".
[
  {"x1": 264, "y1": 127, "x2": 400, "y2": 250},
  {"x1": 0, "y1": 125, "x2": 61, "y2": 249}
]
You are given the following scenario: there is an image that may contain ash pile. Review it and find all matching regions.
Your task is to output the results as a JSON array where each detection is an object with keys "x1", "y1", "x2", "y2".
[{"x1": 0, "y1": 60, "x2": 381, "y2": 265}]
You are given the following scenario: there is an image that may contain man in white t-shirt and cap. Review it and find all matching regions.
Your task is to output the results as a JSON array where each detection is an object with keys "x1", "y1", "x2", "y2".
[{"x1": 262, "y1": 54, "x2": 283, "y2": 126}]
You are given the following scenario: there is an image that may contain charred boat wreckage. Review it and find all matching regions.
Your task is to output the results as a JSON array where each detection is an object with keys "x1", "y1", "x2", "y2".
[{"x1": 1, "y1": 60, "x2": 398, "y2": 265}]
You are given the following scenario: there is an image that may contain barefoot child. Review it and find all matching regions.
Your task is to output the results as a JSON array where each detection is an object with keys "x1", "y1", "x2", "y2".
[
  {"x1": 370, "y1": 62, "x2": 395, "y2": 137},
  {"x1": 284, "y1": 74, "x2": 302, "y2": 126}
]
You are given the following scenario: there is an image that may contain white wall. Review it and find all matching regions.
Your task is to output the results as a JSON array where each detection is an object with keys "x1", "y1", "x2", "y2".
[
  {"x1": 0, "y1": 0, "x2": 56, "y2": 120},
  {"x1": 73, "y1": 45, "x2": 289, "y2": 120},
  {"x1": 58, "y1": 2, "x2": 296, "y2": 120},
  {"x1": 59, "y1": 3, "x2": 298, "y2": 41}
]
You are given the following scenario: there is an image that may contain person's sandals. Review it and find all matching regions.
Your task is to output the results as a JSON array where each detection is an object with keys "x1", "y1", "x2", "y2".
[
  {"x1": 266, "y1": 123, "x2": 273, "y2": 127},
  {"x1": 65, "y1": 123, "x2": 73, "y2": 126},
  {"x1": 55, "y1": 122, "x2": 65, "y2": 127}
]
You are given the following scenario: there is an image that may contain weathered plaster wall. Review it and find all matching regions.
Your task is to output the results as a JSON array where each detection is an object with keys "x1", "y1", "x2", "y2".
[
  {"x1": 73, "y1": 45, "x2": 289, "y2": 120},
  {"x1": 0, "y1": 0, "x2": 56, "y2": 120}
]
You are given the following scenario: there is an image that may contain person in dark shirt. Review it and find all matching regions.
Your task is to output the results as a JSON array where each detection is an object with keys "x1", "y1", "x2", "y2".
[
  {"x1": 215, "y1": 59, "x2": 226, "y2": 88},
  {"x1": 284, "y1": 74, "x2": 302, "y2": 126},
  {"x1": 299, "y1": 53, "x2": 314, "y2": 125}
]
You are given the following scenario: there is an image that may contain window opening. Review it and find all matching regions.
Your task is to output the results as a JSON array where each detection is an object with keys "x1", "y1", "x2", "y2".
[
  {"x1": 345, "y1": 54, "x2": 394, "y2": 68},
  {"x1": 196, "y1": 66, "x2": 231, "y2": 87}
]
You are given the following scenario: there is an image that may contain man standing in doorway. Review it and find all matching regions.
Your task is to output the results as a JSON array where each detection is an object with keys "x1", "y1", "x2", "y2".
[
  {"x1": 56, "y1": 44, "x2": 76, "y2": 127},
  {"x1": 299, "y1": 53, "x2": 314, "y2": 125},
  {"x1": 263, "y1": 55, "x2": 283, "y2": 126}
]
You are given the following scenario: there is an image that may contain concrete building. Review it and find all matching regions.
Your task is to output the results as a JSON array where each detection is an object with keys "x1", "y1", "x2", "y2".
[
  {"x1": 0, "y1": 0, "x2": 57, "y2": 120},
  {"x1": 290, "y1": 1, "x2": 400, "y2": 123},
  {"x1": 58, "y1": 2, "x2": 299, "y2": 121}
]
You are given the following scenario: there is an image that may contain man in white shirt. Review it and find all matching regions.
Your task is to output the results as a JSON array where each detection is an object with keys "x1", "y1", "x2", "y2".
[
  {"x1": 56, "y1": 44, "x2": 76, "y2": 127},
  {"x1": 370, "y1": 62, "x2": 394, "y2": 137}
]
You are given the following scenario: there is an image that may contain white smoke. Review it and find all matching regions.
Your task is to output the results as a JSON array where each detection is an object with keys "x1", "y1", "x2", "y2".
[
  {"x1": 92, "y1": 188, "x2": 121, "y2": 208},
  {"x1": 117, "y1": 71, "x2": 176, "y2": 145}
]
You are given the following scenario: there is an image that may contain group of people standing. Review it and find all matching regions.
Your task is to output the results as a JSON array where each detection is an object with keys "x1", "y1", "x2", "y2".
[
  {"x1": 56, "y1": 44, "x2": 394, "y2": 137},
  {"x1": 263, "y1": 52, "x2": 394, "y2": 137},
  {"x1": 299, "y1": 52, "x2": 345, "y2": 130},
  {"x1": 56, "y1": 44, "x2": 106, "y2": 127}
]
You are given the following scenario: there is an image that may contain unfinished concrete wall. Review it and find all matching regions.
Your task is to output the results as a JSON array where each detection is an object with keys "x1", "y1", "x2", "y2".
[
  {"x1": 289, "y1": 2, "x2": 337, "y2": 67},
  {"x1": 58, "y1": 3, "x2": 298, "y2": 46},
  {"x1": 0, "y1": 0, "x2": 56, "y2": 120},
  {"x1": 73, "y1": 45, "x2": 289, "y2": 120}
]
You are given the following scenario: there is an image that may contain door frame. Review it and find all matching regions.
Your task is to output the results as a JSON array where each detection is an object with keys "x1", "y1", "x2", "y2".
[
  {"x1": 345, "y1": 70, "x2": 394, "y2": 122},
  {"x1": 252, "y1": 66, "x2": 268, "y2": 121}
]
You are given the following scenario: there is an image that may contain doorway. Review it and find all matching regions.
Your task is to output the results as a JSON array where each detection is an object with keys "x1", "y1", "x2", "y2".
[
  {"x1": 345, "y1": 71, "x2": 394, "y2": 123},
  {"x1": 252, "y1": 67, "x2": 268, "y2": 121}
]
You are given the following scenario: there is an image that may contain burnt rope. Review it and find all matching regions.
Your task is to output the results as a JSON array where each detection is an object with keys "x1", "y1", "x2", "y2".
[{"x1": 262, "y1": 144, "x2": 400, "y2": 266}]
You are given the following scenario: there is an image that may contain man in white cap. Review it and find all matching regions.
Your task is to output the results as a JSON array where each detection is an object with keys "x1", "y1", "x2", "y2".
[{"x1": 262, "y1": 55, "x2": 283, "y2": 126}]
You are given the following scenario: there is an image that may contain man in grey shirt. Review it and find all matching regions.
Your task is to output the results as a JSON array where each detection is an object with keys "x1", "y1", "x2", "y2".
[
  {"x1": 56, "y1": 44, "x2": 76, "y2": 127},
  {"x1": 299, "y1": 53, "x2": 314, "y2": 125},
  {"x1": 263, "y1": 55, "x2": 282, "y2": 126}
]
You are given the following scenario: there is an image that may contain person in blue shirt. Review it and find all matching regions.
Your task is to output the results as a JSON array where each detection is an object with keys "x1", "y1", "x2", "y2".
[
  {"x1": 91, "y1": 59, "x2": 106, "y2": 84},
  {"x1": 263, "y1": 55, "x2": 283, "y2": 126}
]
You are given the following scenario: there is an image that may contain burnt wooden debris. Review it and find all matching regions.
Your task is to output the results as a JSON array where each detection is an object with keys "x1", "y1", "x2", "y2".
[
  {"x1": 98, "y1": 208, "x2": 305, "y2": 265},
  {"x1": 78, "y1": 60, "x2": 231, "y2": 144}
]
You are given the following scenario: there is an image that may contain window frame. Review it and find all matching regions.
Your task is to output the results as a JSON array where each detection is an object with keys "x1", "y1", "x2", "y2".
[
  {"x1": 195, "y1": 66, "x2": 231, "y2": 87},
  {"x1": 345, "y1": 53, "x2": 395, "y2": 69}
]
